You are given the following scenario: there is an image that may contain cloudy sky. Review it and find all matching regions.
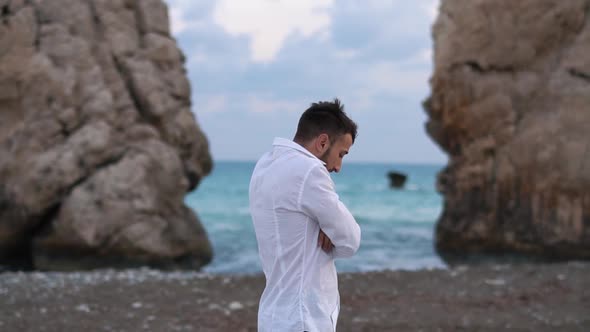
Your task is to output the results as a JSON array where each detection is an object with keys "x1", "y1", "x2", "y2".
[{"x1": 164, "y1": 0, "x2": 445, "y2": 164}]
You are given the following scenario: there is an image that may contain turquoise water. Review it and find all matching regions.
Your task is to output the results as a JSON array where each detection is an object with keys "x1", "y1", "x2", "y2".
[{"x1": 185, "y1": 161, "x2": 446, "y2": 274}]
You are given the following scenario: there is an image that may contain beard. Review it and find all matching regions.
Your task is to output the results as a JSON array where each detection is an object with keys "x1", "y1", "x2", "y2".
[
  {"x1": 320, "y1": 146, "x2": 331, "y2": 162},
  {"x1": 320, "y1": 146, "x2": 332, "y2": 171}
]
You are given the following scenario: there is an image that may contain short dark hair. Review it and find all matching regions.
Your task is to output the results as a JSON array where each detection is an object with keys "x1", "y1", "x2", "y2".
[{"x1": 294, "y1": 98, "x2": 358, "y2": 144}]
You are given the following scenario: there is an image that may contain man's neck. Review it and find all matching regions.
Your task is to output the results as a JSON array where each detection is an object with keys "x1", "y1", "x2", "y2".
[{"x1": 293, "y1": 138, "x2": 318, "y2": 158}]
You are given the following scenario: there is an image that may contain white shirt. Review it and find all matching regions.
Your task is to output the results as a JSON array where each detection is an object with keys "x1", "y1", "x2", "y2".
[{"x1": 249, "y1": 137, "x2": 361, "y2": 332}]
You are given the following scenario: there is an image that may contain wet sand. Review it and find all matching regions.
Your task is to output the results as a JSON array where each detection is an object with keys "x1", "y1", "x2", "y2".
[{"x1": 1, "y1": 262, "x2": 589, "y2": 331}]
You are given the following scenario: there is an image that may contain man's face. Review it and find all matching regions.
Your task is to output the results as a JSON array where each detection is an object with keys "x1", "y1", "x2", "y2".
[{"x1": 320, "y1": 133, "x2": 353, "y2": 173}]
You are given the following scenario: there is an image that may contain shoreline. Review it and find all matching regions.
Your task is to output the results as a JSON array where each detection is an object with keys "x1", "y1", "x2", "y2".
[{"x1": 1, "y1": 262, "x2": 589, "y2": 331}]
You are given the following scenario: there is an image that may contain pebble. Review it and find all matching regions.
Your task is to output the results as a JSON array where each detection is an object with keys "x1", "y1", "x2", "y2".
[
  {"x1": 228, "y1": 301, "x2": 244, "y2": 310},
  {"x1": 484, "y1": 278, "x2": 506, "y2": 286},
  {"x1": 75, "y1": 304, "x2": 91, "y2": 313}
]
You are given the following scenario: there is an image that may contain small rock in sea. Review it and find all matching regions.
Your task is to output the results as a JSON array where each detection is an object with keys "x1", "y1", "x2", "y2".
[
  {"x1": 557, "y1": 274, "x2": 566, "y2": 281},
  {"x1": 387, "y1": 171, "x2": 407, "y2": 189},
  {"x1": 228, "y1": 301, "x2": 244, "y2": 311}
]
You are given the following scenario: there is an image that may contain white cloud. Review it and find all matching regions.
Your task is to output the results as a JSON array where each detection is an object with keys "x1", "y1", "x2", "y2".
[
  {"x1": 422, "y1": 0, "x2": 440, "y2": 21},
  {"x1": 186, "y1": 52, "x2": 209, "y2": 66},
  {"x1": 366, "y1": 61, "x2": 430, "y2": 96},
  {"x1": 346, "y1": 49, "x2": 433, "y2": 113},
  {"x1": 334, "y1": 48, "x2": 359, "y2": 60},
  {"x1": 246, "y1": 95, "x2": 301, "y2": 114},
  {"x1": 347, "y1": 90, "x2": 375, "y2": 114},
  {"x1": 166, "y1": 0, "x2": 212, "y2": 35},
  {"x1": 196, "y1": 94, "x2": 228, "y2": 114},
  {"x1": 419, "y1": 48, "x2": 433, "y2": 63},
  {"x1": 197, "y1": 94, "x2": 301, "y2": 115},
  {"x1": 396, "y1": 48, "x2": 433, "y2": 67},
  {"x1": 367, "y1": 62, "x2": 430, "y2": 96},
  {"x1": 213, "y1": 0, "x2": 334, "y2": 62},
  {"x1": 169, "y1": 7, "x2": 187, "y2": 34},
  {"x1": 163, "y1": 0, "x2": 446, "y2": 162}
]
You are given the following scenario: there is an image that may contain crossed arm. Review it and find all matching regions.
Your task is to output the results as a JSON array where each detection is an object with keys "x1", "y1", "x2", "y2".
[
  {"x1": 300, "y1": 164, "x2": 361, "y2": 258},
  {"x1": 318, "y1": 229, "x2": 334, "y2": 253}
]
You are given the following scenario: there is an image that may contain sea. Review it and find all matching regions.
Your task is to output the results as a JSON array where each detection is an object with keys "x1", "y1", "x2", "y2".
[{"x1": 185, "y1": 161, "x2": 447, "y2": 275}]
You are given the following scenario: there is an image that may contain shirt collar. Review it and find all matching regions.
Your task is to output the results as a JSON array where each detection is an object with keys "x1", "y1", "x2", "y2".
[{"x1": 272, "y1": 137, "x2": 327, "y2": 166}]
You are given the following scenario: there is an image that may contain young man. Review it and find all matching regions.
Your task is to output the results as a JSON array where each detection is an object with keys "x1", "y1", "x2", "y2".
[{"x1": 249, "y1": 99, "x2": 361, "y2": 331}]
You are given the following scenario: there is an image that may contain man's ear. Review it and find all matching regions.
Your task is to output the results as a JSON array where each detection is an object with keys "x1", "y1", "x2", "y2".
[{"x1": 317, "y1": 133, "x2": 330, "y2": 153}]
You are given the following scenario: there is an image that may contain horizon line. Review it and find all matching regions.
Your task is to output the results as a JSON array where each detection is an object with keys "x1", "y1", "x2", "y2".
[{"x1": 210, "y1": 158, "x2": 447, "y2": 166}]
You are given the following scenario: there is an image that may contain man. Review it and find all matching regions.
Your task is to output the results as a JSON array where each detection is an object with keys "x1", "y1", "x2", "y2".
[{"x1": 249, "y1": 99, "x2": 361, "y2": 332}]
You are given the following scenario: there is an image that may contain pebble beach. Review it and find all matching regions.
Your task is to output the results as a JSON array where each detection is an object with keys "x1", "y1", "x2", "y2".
[{"x1": 2, "y1": 262, "x2": 589, "y2": 331}]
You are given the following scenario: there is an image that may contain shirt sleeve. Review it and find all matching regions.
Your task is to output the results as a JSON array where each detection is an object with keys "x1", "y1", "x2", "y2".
[{"x1": 299, "y1": 164, "x2": 361, "y2": 258}]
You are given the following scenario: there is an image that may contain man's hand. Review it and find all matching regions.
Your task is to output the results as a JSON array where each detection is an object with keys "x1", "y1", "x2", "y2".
[{"x1": 318, "y1": 229, "x2": 334, "y2": 253}]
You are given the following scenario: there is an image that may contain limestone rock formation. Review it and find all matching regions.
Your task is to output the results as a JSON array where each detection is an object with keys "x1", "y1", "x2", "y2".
[
  {"x1": 425, "y1": 0, "x2": 590, "y2": 261},
  {"x1": 0, "y1": 0, "x2": 213, "y2": 270}
]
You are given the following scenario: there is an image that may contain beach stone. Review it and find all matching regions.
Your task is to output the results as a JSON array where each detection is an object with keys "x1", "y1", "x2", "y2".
[
  {"x1": 0, "y1": 0, "x2": 213, "y2": 270},
  {"x1": 425, "y1": 0, "x2": 590, "y2": 261}
]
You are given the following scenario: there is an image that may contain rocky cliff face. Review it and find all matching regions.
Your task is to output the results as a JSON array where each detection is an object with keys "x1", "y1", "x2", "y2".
[
  {"x1": 425, "y1": 0, "x2": 590, "y2": 260},
  {"x1": 0, "y1": 0, "x2": 213, "y2": 270}
]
